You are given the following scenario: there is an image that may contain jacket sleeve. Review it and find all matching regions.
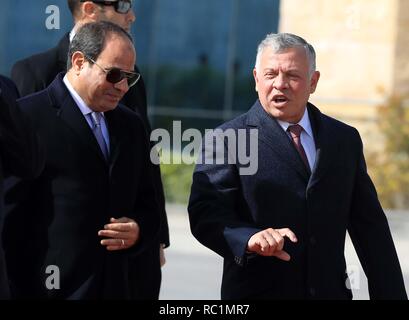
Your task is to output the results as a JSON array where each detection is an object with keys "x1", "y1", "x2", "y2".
[
  {"x1": 138, "y1": 108, "x2": 170, "y2": 248},
  {"x1": 128, "y1": 117, "x2": 161, "y2": 256},
  {"x1": 348, "y1": 129, "x2": 407, "y2": 300},
  {"x1": 151, "y1": 161, "x2": 170, "y2": 247},
  {"x1": 188, "y1": 131, "x2": 260, "y2": 263},
  {"x1": 120, "y1": 71, "x2": 170, "y2": 247}
]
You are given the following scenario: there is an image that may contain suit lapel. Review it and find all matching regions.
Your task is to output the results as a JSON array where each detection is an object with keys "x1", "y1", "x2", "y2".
[
  {"x1": 104, "y1": 110, "x2": 122, "y2": 176},
  {"x1": 306, "y1": 103, "x2": 331, "y2": 190},
  {"x1": 247, "y1": 101, "x2": 310, "y2": 181},
  {"x1": 47, "y1": 74, "x2": 108, "y2": 165}
]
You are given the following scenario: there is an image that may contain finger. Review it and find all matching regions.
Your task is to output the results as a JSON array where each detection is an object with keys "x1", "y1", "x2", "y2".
[
  {"x1": 263, "y1": 234, "x2": 279, "y2": 256},
  {"x1": 269, "y1": 232, "x2": 284, "y2": 251},
  {"x1": 110, "y1": 217, "x2": 131, "y2": 223},
  {"x1": 98, "y1": 229, "x2": 131, "y2": 239},
  {"x1": 100, "y1": 238, "x2": 127, "y2": 247},
  {"x1": 277, "y1": 228, "x2": 298, "y2": 243},
  {"x1": 273, "y1": 250, "x2": 291, "y2": 261},
  {"x1": 261, "y1": 232, "x2": 277, "y2": 250},
  {"x1": 248, "y1": 232, "x2": 272, "y2": 254},
  {"x1": 104, "y1": 222, "x2": 133, "y2": 231},
  {"x1": 257, "y1": 237, "x2": 270, "y2": 254},
  {"x1": 106, "y1": 245, "x2": 125, "y2": 251}
]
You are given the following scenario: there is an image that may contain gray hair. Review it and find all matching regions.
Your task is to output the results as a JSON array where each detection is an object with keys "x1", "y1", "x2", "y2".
[
  {"x1": 67, "y1": 21, "x2": 133, "y2": 70},
  {"x1": 255, "y1": 33, "x2": 316, "y2": 75}
]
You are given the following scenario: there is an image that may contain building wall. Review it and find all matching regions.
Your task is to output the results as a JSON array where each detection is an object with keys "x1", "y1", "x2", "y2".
[
  {"x1": 279, "y1": 0, "x2": 400, "y2": 149},
  {"x1": 393, "y1": 0, "x2": 409, "y2": 96}
]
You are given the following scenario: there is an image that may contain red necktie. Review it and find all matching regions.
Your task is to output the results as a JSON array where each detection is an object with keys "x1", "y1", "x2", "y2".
[{"x1": 287, "y1": 124, "x2": 310, "y2": 171}]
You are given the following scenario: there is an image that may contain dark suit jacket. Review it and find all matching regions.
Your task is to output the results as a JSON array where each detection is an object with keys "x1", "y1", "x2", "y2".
[
  {"x1": 2, "y1": 74, "x2": 160, "y2": 299},
  {"x1": 188, "y1": 100, "x2": 407, "y2": 300},
  {"x1": 11, "y1": 33, "x2": 169, "y2": 299},
  {"x1": 0, "y1": 76, "x2": 45, "y2": 299}
]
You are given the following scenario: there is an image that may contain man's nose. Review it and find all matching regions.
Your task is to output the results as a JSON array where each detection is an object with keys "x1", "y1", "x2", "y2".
[
  {"x1": 273, "y1": 73, "x2": 289, "y2": 90},
  {"x1": 128, "y1": 9, "x2": 136, "y2": 24},
  {"x1": 115, "y1": 78, "x2": 129, "y2": 93}
]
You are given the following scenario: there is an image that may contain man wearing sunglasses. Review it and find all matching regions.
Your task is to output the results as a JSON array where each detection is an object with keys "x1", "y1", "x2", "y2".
[
  {"x1": 3, "y1": 21, "x2": 161, "y2": 299},
  {"x1": 10, "y1": 0, "x2": 169, "y2": 300}
]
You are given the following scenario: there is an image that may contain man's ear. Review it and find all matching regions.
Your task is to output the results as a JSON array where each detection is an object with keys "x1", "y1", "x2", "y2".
[
  {"x1": 71, "y1": 51, "x2": 86, "y2": 75},
  {"x1": 81, "y1": 1, "x2": 100, "y2": 21},
  {"x1": 253, "y1": 68, "x2": 259, "y2": 92},
  {"x1": 309, "y1": 71, "x2": 320, "y2": 94}
]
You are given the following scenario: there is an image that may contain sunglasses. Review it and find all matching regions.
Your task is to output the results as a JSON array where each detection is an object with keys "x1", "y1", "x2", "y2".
[
  {"x1": 81, "y1": 0, "x2": 133, "y2": 14},
  {"x1": 85, "y1": 55, "x2": 140, "y2": 87}
]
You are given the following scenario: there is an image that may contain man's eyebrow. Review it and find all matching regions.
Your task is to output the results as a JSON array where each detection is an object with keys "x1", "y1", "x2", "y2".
[
  {"x1": 286, "y1": 69, "x2": 301, "y2": 74},
  {"x1": 263, "y1": 67, "x2": 301, "y2": 73},
  {"x1": 105, "y1": 65, "x2": 135, "y2": 72}
]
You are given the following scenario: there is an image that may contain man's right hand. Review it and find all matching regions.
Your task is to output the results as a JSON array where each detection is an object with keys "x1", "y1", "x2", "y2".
[{"x1": 247, "y1": 228, "x2": 297, "y2": 261}]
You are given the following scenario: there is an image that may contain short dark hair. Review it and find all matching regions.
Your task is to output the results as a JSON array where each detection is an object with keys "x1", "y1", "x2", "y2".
[
  {"x1": 67, "y1": 21, "x2": 133, "y2": 70},
  {"x1": 67, "y1": 0, "x2": 81, "y2": 18}
]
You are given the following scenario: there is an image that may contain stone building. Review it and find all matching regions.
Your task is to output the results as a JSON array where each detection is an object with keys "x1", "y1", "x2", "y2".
[{"x1": 280, "y1": 0, "x2": 409, "y2": 149}]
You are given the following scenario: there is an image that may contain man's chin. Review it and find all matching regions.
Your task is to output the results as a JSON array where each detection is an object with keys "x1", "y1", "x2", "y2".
[
  {"x1": 263, "y1": 105, "x2": 284, "y2": 119},
  {"x1": 100, "y1": 101, "x2": 119, "y2": 112}
]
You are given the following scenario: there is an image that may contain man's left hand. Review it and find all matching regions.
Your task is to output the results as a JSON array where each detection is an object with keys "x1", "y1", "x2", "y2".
[{"x1": 98, "y1": 217, "x2": 140, "y2": 251}]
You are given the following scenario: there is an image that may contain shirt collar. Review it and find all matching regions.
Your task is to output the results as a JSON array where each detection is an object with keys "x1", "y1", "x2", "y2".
[
  {"x1": 277, "y1": 106, "x2": 313, "y2": 138},
  {"x1": 69, "y1": 28, "x2": 76, "y2": 43},
  {"x1": 63, "y1": 75, "x2": 94, "y2": 116}
]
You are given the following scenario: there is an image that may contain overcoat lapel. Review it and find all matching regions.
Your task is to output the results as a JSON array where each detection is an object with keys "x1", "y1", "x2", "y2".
[
  {"x1": 104, "y1": 110, "x2": 123, "y2": 177},
  {"x1": 47, "y1": 74, "x2": 108, "y2": 165},
  {"x1": 306, "y1": 103, "x2": 332, "y2": 191},
  {"x1": 247, "y1": 101, "x2": 310, "y2": 181}
]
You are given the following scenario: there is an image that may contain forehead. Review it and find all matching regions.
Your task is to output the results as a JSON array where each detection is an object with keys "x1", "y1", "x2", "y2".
[
  {"x1": 260, "y1": 46, "x2": 309, "y2": 70},
  {"x1": 97, "y1": 35, "x2": 135, "y2": 67}
]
